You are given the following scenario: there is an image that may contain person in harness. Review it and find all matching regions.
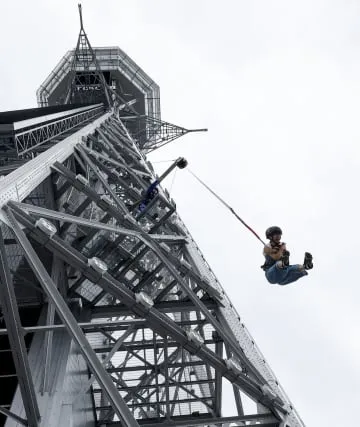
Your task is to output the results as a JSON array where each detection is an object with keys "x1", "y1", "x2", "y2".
[{"x1": 262, "y1": 226, "x2": 313, "y2": 286}]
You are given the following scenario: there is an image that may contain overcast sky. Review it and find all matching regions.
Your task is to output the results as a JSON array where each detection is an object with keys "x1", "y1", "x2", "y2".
[{"x1": 1, "y1": 1, "x2": 359, "y2": 426}]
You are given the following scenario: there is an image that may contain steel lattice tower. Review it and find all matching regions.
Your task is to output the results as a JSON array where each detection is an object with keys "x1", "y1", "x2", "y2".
[{"x1": 0, "y1": 6, "x2": 305, "y2": 427}]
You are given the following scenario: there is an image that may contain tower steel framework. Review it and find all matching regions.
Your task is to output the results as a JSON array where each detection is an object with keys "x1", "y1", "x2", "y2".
[{"x1": 0, "y1": 6, "x2": 305, "y2": 427}]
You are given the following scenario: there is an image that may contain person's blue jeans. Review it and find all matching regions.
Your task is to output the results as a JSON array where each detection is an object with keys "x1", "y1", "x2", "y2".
[{"x1": 265, "y1": 263, "x2": 308, "y2": 286}]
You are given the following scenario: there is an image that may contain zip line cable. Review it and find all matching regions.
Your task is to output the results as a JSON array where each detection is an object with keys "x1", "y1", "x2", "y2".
[{"x1": 187, "y1": 169, "x2": 266, "y2": 246}]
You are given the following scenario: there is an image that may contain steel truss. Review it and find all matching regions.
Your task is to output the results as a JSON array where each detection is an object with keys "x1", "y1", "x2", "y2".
[
  {"x1": 64, "y1": 5, "x2": 112, "y2": 107},
  {"x1": 15, "y1": 104, "x2": 104, "y2": 157},
  {"x1": 119, "y1": 115, "x2": 208, "y2": 152},
  {"x1": 0, "y1": 111, "x2": 304, "y2": 427}
]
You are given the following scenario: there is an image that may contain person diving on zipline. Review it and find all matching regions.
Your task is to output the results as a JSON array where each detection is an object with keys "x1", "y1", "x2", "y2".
[
  {"x1": 186, "y1": 170, "x2": 314, "y2": 286},
  {"x1": 261, "y1": 226, "x2": 313, "y2": 286}
]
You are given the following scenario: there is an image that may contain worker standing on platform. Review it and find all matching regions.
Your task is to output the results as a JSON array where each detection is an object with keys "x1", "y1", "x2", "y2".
[{"x1": 261, "y1": 226, "x2": 313, "y2": 286}]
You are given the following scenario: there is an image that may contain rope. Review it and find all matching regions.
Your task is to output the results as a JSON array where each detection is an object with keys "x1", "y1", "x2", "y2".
[{"x1": 187, "y1": 169, "x2": 266, "y2": 246}]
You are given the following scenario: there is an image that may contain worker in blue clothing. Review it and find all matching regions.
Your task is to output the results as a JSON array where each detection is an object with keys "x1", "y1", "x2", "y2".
[{"x1": 262, "y1": 226, "x2": 313, "y2": 286}]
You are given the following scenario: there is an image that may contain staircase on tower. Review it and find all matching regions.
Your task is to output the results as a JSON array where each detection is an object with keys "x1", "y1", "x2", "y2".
[{"x1": 0, "y1": 5, "x2": 305, "y2": 427}]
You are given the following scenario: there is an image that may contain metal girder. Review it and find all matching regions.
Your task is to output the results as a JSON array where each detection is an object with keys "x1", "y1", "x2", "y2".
[
  {"x1": 214, "y1": 338, "x2": 223, "y2": 417},
  {"x1": 107, "y1": 361, "x2": 205, "y2": 374},
  {"x1": 76, "y1": 325, "x2": 136, "y2": 399},
  {"x1": 106, "y1": 414, "x2": 279, "y2": 427},
  {"x1": 98, "y1": 365, "x2": 166, "y2": 423},
  {"x1": 163, "y1": 336, "x2": 171, "y2": 419},
  {"x1": 0, "y1": 406, "x2": 28, "y2": 426},
  {"x1": 81, "y1": 144, "x2": 147, "y2": 188},
  {"x1": 87, "y1": 152, "x2": 143, "y2": 201},
  {"x1": 225, "y1": 345, "x2": 245, "y2": 417},
  {"x1": 92, "y1": 379, "x2": 216, "y2": 393},
  {"x1": 3, "y1": 207, "x2": 140, "y2": 427},
  {"x1": 112, "y1": 397, "x2": 211, "y2": 409},
  {"x1": 105, "y1": 126, "x2": 143, "y2": 163},
  {"x1": 42, "y1": 251, "x2": 67, "y2": 392},
  {"x1": 75, "y1": 212, "x2": 113, "y2": 250},
  {"x1": 170, "y1": 366, "x2": 184, "y2": 417},
  {"x1": 0, "y1": 319, "x2": 147, "y2": 335},
  {"x1": 73, "y1": 149, "x2": 88, "y2": 174},
  {"x1": 59, "y1": 196, "x2": 93, "y2": 235},
  {"x1": 86, "y1": 156, "x2": 152, "y2": 217},
  {"x1": 120, "y1": 346, "x2": 185, "y2": 405},
  {"x1": 101, "y1": 357, "x2": 209, "y2": 421},
  {"x1": 132, "y1": 263, "x2": 170, "y2": 293},
  {"x1": 97, "y1": 330, "x2": 172, "y2": 422},
  {"x1": 98, "y1": 125, "x2": 143, "y2": 164},
  {"x1": 10, "y1": 201, "x2": 185, "y2": 245},
  {"x1": 41, "y1": 301, "x2": 55, "y2": 393},
  {"x1": 15, "y1": 104, "x2": 104, "y2": 157},
  {"x1": 93, "y1": 338, "x2": 215, "y2": 353},
  {"x1": 154, "y1": 279, "x2": 178, "y2": 302},
  {"x1": 0, "y1": 226, "x2": 40, "y2": 427},
  {"x1": 76, "y1": 145, "x2": 133, "y2": 214}
]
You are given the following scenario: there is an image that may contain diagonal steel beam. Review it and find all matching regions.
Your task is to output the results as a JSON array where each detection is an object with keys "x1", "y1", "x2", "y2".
[
  {"x1": 86, "y1": 151, "x2": 142, "y2": 201},
  {"x1": 108, "y1": 361, "x2": 206, "y2": 374},
  {"x1": 0, "y1": 319, "x2": 146, "y2": 335},
  {"x1": 80, "y1": 325, "x2": 135, "y2": 395},
  {"x1": 98, "y1": 364, "x2": 161, "y2": 423},
  {"x1": 214, "y1": 337, "x2": 224, "y2": 417},
  {"x1": 91, "y1": 300, "x2": 217, "y2": 317},
  {"x1": 0, "y1": 406, "x2": 28, "y2": 426},
  {"x1": 107, "y1": 413, "x2": 279, "y2": 427},
  {"x1": 0, "y1": 225, "x2": 40, "y2": 427},
  {"x1": 98, "y1": 329, "x2": 158, "y2": 423},
  {"x1": 72, "y1": 326, "x2": 137, "y2": 413},
  {"x1": 162, "y1": 335, "x2": 171, "y2": 419},
  {"x1": 93, "y1": 378, "x2": 216, "y2": 394},
  {"x1": 79, "y1": 144, "x2": 146, "y2": 192},
  {"x1": 98, "y1": 126, "x2": 142, "y2": 163},
  {"x1": 41, "y1": 301, "x2": 55, "y2": 394},
  {"x1": 11, "y1": 201, "x2": 185, "y2": 244},
  {"x1": 170, "y1": 366, "x2": 185, "y2": 417},
  {"x1": 3, "y1": 207, "x2": 140, "y2": 427},
  {"x1": 225, "y1": 345, "x2": 245, "y2": 417},
  {"x1": 77, "y1": 145, "x2": 133, "y2": 214}
]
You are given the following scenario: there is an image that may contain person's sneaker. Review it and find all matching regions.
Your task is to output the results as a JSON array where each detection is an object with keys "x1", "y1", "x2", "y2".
[
  {"x1": 303, "y1": 252, "x2": 313, "y2": 270},
  {"x1": 281, "y1": 250, "x2": 290, "y2": 267}
]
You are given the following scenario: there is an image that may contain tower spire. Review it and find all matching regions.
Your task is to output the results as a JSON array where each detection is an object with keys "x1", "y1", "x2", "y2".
[
  {"x1": 78, "y1": 3, "x2": 84, "y2": 30},
  {"x1": 63, "y1": 4, "x2": 112, "y2": 106}
]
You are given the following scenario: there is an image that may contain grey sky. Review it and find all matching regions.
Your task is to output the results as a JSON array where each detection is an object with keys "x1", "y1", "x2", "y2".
[{"x1": 1, "y1": 1, "x2": 359, "y2": 425}]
